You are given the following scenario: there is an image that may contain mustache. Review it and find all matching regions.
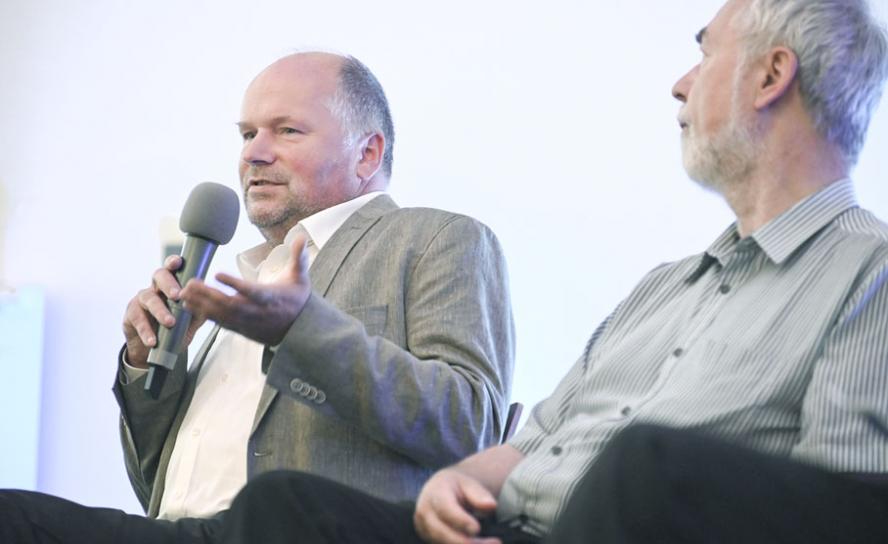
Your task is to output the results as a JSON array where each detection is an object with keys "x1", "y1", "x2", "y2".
[{"x1": 241, "y1": 166, "x2": 291, "y2": 186}]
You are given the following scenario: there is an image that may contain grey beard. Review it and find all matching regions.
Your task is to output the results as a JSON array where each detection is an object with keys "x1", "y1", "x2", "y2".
[{"x1": 682, "y1": 120, "x2": 759, "y2": 195}]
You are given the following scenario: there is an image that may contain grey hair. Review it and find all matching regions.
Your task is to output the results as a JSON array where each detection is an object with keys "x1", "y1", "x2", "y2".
[
  {"x1": 327, "y1": 56, "x2": 395, "y2": 178},
  {"x1": 733, "y1": 0, "x2": 888, "y2": 166}
]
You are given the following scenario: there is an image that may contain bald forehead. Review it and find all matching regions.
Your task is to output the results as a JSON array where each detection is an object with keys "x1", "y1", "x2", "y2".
[
  {"x1": 239, "y1": 52, "x2": 349, "y2": 133},
  {"x1": 249, "y1": 53, "x2": 344, "y2": 94}
]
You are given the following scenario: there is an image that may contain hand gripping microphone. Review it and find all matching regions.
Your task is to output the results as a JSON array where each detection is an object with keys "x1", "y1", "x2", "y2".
[{"x1": 145, "y1": 182, "x2": 240, "y2": 399}]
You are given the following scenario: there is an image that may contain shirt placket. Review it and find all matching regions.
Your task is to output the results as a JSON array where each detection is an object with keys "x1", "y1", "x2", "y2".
[{"x1": 627, "y1": 246, "x2": 758, "y2": 417}]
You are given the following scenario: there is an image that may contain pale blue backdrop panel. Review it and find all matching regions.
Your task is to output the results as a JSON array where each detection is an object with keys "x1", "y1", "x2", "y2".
[{"x1": 0, "y1": 286, "x2": 44, "y2": 489}]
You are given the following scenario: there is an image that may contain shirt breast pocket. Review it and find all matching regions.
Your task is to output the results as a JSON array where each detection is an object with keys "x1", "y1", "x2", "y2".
[{"x1": 678, "y1": 338, "x2": 812, "y2": 410}]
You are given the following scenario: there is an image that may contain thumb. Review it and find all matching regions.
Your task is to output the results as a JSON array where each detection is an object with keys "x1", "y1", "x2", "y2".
[
  {"x1": 460, "y1": 477, "x2": 497, "y2": 514},
  {"x1": 283, "y1": 232, "x2": 311, "y2": 283}
]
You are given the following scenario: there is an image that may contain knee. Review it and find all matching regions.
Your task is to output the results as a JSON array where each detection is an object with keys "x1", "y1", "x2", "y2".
[
  {"x1": 599, "y1": 424, "x2": 673, "y2": 474},
  {"x1": 595, "y1": 424, "x2": 704, "y2": 499},
  {"x1": 237, "y1": 470, "x2": 316, "y2": 506},
  {"x1": 609, "y1": 425, "x2": 728, "y2": 494}
]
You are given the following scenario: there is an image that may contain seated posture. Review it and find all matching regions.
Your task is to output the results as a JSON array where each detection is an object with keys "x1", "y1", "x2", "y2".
[
  {"x1": 0, "y1": 53, "x2": 514, "y2": 543},
  {"x1": 547, "y1": 424, "x2": 888, "y2": 543},
  {"x1": 218, "y1": 0, "x2": 888, "y2": 542}
]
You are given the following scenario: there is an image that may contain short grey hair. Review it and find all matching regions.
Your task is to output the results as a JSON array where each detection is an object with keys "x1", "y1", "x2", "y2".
[
  {"x1": 328, "y1": 56, "x2": 395, "y2": 178},
  {"x1": 734, "y1": 0, "x2": 888, "y2": 166}
]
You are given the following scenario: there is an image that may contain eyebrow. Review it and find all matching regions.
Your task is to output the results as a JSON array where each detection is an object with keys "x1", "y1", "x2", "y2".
[
  {"x1": 235, "y1": 116, "x2": 298, "y2": 131},
  {"x1": 695, "y1": 27, "x2": 707, "y2": 45}
]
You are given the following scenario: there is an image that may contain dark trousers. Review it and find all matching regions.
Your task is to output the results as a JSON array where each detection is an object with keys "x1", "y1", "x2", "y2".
[
  {"x1": 220, "y1": 471, "x2": 540, "y2": 544},
  {"x1": 547, "y1": 424, "x2": 888, "y2": 543},
  {"x1": 6, "y1": 425, "x2": 888, "y2": 543},
  {"x1": 0, "y1": 489, "x2": 221, "y2": 544}
]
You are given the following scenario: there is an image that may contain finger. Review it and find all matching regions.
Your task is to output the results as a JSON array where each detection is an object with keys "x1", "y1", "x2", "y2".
[
  {"x1": 152, "y1": 267, "x2": 182, "y2": 300},
  {"x1": 124, "y1": 299, "x2": 159, "y2": 347},
  {"x1": 163, "y1": 254, "x2": 183, "y2": 271},
  {"x1": 416, "y1": 511, "x2": 475, "y2": 544},
  {"x1": 180, "y1": 279, "x2": 246, "y2": 324},
  {"x1": 283, "y1": 233, "x2": 310, "y2": 283},
  {"x1": 215, "y1": 273, "x2": 273, "y2": 305},
  {"x1": 419, "y1": 481, "x2": 483, "y2": 539},
  {"x1": 460, "y1": 479, "x2": 498, "y2": 514},
  {"x1": 137, "y1": 287, "x2": 175, "y2": 328},
  {"x1": 435, "y1": 495, "x2": 482, "y2": 538}
]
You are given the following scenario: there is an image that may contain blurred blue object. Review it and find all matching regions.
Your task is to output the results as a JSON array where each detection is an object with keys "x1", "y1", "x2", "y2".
[{"x1": 0, "y1": 285, "x2": 45, "y2": 489}]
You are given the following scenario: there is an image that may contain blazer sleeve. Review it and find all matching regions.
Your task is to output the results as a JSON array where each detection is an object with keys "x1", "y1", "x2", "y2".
[
  {"x1": 112, "y1": 346, "x2": 188, "y2": 512},
  {"x1": 265, "y1": 215, "x2": 515, "y2": 469}
]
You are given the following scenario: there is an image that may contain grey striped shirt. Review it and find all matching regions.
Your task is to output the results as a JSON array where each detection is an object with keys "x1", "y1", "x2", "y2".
[{"x1": 498, "y1": 179, "x2": 888, "y2": 535}]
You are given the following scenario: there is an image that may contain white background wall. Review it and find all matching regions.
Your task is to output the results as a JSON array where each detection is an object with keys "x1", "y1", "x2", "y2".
[{"x1": 1, "y1": 0, "x2": 886, "y2": 513}]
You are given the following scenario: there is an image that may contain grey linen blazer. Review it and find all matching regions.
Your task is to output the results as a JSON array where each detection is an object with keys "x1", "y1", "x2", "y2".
[{"x1": 113, "y1": 195, "x2": 515, "y2": 517}]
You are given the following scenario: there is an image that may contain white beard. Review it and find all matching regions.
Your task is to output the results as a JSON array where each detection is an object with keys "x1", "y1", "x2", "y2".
[{"x1": 681, "y1": 67, "x2": 762, "y2": 195}]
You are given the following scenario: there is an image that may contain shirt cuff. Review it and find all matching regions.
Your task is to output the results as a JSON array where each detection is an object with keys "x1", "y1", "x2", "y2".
[{"x1": 120, "y1": 349, "x2": 149, "y2": 384}]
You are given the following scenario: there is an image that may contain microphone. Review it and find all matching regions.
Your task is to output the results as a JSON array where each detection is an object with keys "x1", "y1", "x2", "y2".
[{"x1": 145, "y1": 182, "x2": 240, "y2": 399}]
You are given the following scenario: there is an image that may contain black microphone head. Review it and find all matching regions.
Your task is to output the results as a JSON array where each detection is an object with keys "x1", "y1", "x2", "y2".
[{"x1": 179, "y1": 182, "x2": 240, "y2": 244}]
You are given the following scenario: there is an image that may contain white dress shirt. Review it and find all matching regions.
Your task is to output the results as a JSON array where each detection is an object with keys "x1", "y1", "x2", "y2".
[{"x1": 125, "y1": 191, "x2": 384, "y2": 520}]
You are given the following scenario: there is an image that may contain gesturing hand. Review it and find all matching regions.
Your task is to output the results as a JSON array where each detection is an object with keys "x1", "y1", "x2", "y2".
[
  {"x1": 414, "y1": 468, "x2": 500, "y2": 544},
  {"x1": 179, "y1": 233, "x2": 311, "y2": 346}
]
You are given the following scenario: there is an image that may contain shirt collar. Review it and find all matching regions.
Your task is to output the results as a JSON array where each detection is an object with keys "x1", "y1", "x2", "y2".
[
  {"x1": 750, "y1": 178, "x2": 857, "y2": 264},
  {"x1": 297, "y1": 191, "x2": 384, "y2": 252},
  {"x1": 687, "y1": 178, "x2": 857, "y2": 281},
  {"x1": 236, "y1": 191, "x2": 386, "y2": 279}
]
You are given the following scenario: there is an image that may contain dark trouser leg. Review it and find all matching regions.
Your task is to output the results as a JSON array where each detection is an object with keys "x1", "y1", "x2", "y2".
[
  {"x1": 546, "y1": 424, "x2": 888, "y2": 544},
  {"x1": 0, "y1": 489, "x2": 220, "y2": 544},
  {"x1": 220, "y1": 471, "x2": 423, "y2": 544}
]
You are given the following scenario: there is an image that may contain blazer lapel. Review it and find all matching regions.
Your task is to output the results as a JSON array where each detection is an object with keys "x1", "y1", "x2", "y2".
[
  {"x1": 310, "y1": 194, "x2": 397, "y2": 296},
  {"x1": 250, "y1": 194, "x2": 398, "y2": 434}
]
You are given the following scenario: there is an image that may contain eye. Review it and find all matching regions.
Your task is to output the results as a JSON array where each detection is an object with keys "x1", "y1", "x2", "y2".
[
  {"x1": 240, "y1": 130, "x2": 256, "y2": 141},
  {"x1": 280, "y1": 127, "x2": 302, "y2": 135}
]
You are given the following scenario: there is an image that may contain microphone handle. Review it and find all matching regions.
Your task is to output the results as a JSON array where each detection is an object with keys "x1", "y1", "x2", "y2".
[{"x1": 145, "y1": 236, "x2": 218, "y2": 399}]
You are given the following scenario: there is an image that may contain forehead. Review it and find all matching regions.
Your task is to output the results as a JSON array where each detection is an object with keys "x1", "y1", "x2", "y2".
[{"x1": 240, "y1": 55, "x2": 341, "y2": 121}]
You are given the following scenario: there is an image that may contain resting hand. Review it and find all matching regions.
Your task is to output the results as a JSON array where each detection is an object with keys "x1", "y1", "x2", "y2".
[
  {"x1": 122, "y1": 255, "x2": 207, "y2": 368},
  {"x1": 178, "y1": 233, "x2": 311, "y2": 346},
  {"x1": 414, "y1": 468, "x2": 500, "y2": 544}
]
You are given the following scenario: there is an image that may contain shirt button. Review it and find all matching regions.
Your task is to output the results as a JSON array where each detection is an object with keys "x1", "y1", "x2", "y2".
[
  {"x1": 719, "y1": 284, "x2": 731, "y2": 294},
  {"x1": 191, "y1": 429, "x2": 201, "y2": 437},
  {"x1": 620, "y1": 406, "x2": 632, "y2": 416},
  {"x1": 551, "y1": 445, "x2": 563, "y2": 455},
  {"x1": 673, "y1": 347, "x2": 684, "y2": 357}
]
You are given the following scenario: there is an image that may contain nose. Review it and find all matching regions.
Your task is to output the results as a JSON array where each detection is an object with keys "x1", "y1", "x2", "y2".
[
  {"x1": 242, "y1": 129, "x2": 275, "y2": 166},
  {"x1": 672, "y1": 65, "x2": 697, "y2": 103}
]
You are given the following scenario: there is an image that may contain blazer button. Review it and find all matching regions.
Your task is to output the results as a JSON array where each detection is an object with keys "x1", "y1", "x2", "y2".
[
  {"x1": 306, "y1": 386, "x2": 318, "y2": 400},
  {"x1": 290, "y1": 378, "x2": 303, "y2": 393},
  {"x1": 315, "y1": 391, "x2": 326, "y2": 404}
]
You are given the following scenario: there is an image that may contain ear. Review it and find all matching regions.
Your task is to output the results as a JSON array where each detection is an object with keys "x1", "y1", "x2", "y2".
[
  {"x1": 355, "y1": 132, "x2": 385, "y2": 182},
  {"x1": 753, "y1": 46, "x2": 799, "y2": 110}
]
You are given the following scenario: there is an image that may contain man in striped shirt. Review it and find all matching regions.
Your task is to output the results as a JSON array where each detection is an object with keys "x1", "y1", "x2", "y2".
[{"x1": 219, "y1": 0, "x2": 888, "y2": 542}]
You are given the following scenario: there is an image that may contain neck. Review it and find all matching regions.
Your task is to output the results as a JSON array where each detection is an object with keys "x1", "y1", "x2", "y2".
[
  {"x1": 259, "y1": 223, "x2": 296, "y2": 246},
  {"x1": 724, "y1": 134, "x2": 847, "y2": 238}
]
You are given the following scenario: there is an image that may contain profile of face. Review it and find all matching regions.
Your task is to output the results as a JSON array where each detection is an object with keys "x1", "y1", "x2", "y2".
[
  {"x1": 672, "y1": 0, "x2": 760, "y2": 193},
  {"x1": 237, "y1": 54, "x2": 362, "y2": 242}
]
